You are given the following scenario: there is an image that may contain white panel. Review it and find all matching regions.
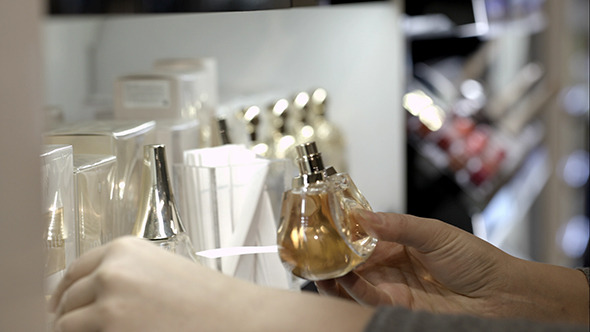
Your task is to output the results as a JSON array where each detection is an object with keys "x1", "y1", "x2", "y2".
[{"x1": 44, "y1": 17, "x2": 104, "y2": 122}]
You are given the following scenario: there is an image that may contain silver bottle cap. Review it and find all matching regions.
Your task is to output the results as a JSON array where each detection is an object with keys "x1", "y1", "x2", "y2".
[
  {"x1": 297, "y1": 142, "x2": 324, "y2": 172},
  {"x1": 132, "y1": 144, "x2": 186, "y2": 240},
  {"x1": 293, "y1": 141, "x2": 336, "y2": 187}
]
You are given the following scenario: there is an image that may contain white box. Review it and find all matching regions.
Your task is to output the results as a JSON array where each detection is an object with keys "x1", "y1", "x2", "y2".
[
  {"x1": 154, "y1": 57, "x2": 219, "y2": 147},
  {"x1": 73, "y1": 154, "x2": 117, "y2": 256},
  {"x1": 114, "y1": 70, "x2": 208, "y2": 121},
  {"x1": 40, "y1": 144, "x2": 75, "y2": 295},
  {"x1": 44, "y1": 120, "x2": 156, "y2": 237}
]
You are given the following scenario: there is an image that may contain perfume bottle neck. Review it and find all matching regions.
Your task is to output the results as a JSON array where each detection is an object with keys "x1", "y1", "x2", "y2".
[
  {"x1": 297, "y1": 152, "x2": 324, "y2": 175},
  {"x1": 293, "y1": 141, "x2": 337, "y2": 188}
]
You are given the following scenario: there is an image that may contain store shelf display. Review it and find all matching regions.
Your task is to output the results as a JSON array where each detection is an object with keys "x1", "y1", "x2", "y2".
[
  {"x1": 218, "y1": 88, "x2": 348, "y2": 173},
  {"x1": 404, "y1": 83, "x2": 545, "y2": 206},
  {"x1": 402, "y1": 0, "x2": 557, "y2": 236}
]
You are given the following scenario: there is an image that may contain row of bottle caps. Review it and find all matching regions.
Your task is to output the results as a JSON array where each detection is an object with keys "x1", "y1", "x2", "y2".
[{"x1": 218, "y1": 88, "x2": 348, "y2": 173}]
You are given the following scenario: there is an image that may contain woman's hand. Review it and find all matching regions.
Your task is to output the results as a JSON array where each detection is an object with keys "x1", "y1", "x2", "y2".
[
  {"x1": 49, "y1": 236, "x2": 376, "y2": 332},
  {"x1": 48, "y1": 237, "x2": 264, "y2": 331},
  {"x1": 316, "y1": 211, "x2": 589, "y2": 325}
]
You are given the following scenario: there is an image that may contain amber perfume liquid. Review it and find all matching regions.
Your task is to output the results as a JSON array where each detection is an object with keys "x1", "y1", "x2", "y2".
[{"x1": 277, "y1": 188, "x2": 370, "y2": 281}]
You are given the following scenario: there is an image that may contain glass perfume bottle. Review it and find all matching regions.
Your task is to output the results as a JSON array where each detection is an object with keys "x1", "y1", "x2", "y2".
[
  {"x1": 308, "y1": 88, "x2": 348, "y2": 173},
  {"x1": 264, "y1": 98, "x2": 297, "y2": 160},
  {"x1": 132, "y1": 144, "x2": 199, "y2": 262},
  {"x1": 290, "y1": 91, "x2": 316, "y2": 146},
  {"x1": 238, "y1": 105, "x2": 271, "y2": 157},
  {"x1": 277, "y1": 142, "x2": 377, "y2": 281},
  {"x1": 217, "y1": 117, "x2": 232, "y2": 145}
]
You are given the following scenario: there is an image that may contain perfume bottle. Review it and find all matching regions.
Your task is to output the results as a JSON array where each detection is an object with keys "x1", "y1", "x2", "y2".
[
  {"x1": 264, "y1": 98, "x2": 297, "y2": 160},
  {"x1": 308, "y1": 88, "x2": 348, "y2": 173},
  {"x1": 217, "y1": 117, "x2": 232, "y2": 145},
  {"x1": 132, "y1": 144, "x2": 199, "y2": 262},
  {"x1": 237, "y1": 105, "x2": 272, "y2": 157},
  {"x1": 41, "y1": 145, "x2": 76, "y2": 300},
  {"x1": 290, "y1": 91, "x2": 316, "y2": 146},
  {"x1": 277, "y1": 142, "x2": 377, "y2": 281}
]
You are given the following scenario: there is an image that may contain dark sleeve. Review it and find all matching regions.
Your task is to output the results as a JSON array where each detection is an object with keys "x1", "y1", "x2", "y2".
[{"x1": 364, "y1": 306, "x2": 588, "y2": 332}]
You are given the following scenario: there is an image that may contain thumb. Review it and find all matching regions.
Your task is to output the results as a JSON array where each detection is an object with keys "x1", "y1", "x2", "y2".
[{"x1": 355, "y1": 210, "x2": 460, "y2": 253}]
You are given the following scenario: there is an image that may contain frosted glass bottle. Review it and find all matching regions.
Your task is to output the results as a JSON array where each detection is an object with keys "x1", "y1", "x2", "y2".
[
  {"x1": 132, "y1": 144, "x2": 199, "y2": 261},
  {"x1": 277, "y1": 142, "x2": 377, "y2": 280}
]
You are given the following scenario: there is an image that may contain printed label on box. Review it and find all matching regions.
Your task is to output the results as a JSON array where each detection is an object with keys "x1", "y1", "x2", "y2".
[{"x1": 123, "y1": 80, "x2": 171, "y2": 109}]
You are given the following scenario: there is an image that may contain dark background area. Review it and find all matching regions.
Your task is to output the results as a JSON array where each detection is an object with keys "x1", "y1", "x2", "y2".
[{"x1": 47, "y1": 0, "x2": 386, "y2": 14}]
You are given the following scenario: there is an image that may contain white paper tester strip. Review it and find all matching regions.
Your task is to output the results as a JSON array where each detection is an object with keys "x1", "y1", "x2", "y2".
[{"x1": 196, "y1": 245, "x2": 279, "y2": 259}]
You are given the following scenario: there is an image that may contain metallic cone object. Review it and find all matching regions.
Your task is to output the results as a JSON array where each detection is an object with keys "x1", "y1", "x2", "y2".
[{"x1": 132, "y1": 144, "x2": 186, "y2": 240}]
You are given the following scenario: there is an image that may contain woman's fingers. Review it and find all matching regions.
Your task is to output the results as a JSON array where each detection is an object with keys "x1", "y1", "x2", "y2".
[
  {"x1": 55, "y1": 275, "x2": 97, "y2": 317},
  {"x1": 315, "y1": 279, "x2": 338, "y2": 296},
  {"x1": 315, "y1": 279, "x2": 353, "y2": 301},
  {"x1": 53, "y1": 305, "x2": 102, "y2": 332},
  {"x1": 334, "y1": 272, "x2": 391, "y2": 306},
  {"x1": 49, "y1": 240, "x2": 111, "y2": 313},
  {"x1": 356, "y1": 211, "x2": 464, "y2": 253},
  {"x1": 315, "y1": 273, "x2": 385, "y2": 305},
  {"x1": 317, "y1": 272, "x2": 391, "y2": 307}
]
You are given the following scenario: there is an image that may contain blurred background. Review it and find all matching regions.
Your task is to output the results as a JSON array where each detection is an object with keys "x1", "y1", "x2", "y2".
[{"x1": 402, "y1": 0, "x2": 589, "y2": 269}]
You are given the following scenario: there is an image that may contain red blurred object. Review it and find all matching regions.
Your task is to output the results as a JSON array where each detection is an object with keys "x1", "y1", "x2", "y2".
[{"x1": 465, "y1": 126, "x2": 490, "y2": 157}]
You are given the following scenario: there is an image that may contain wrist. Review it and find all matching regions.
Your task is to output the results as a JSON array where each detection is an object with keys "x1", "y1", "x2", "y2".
[
  {"x1": 253, "y1": 287, "x2": 376, "y2": 332},
  {"x1": 505, "y1": 259, "x2": 589, "y2": 325}
]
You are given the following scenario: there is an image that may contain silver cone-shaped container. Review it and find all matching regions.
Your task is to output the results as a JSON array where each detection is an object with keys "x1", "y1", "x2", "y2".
[
  {"x1": 132, "y1": 144, "x2": 185, "y2": 239},
  {"x1": 132, "y1": 144, "x2": 198, "y2": 261}
]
